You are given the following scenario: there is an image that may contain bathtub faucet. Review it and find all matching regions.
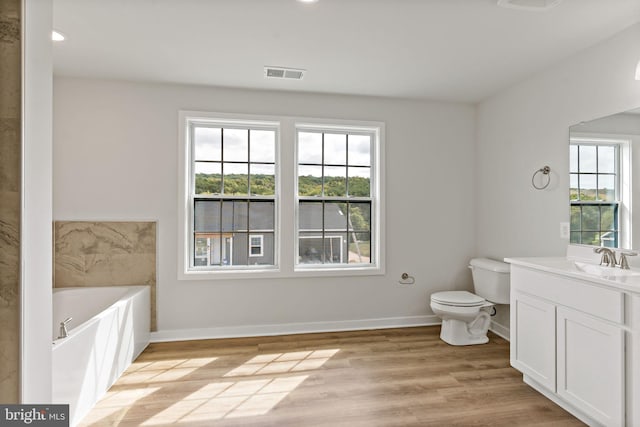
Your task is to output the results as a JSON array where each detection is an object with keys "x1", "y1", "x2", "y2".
[{"x1": 58, "y1": 317, "x2": 72, "y2": 339}]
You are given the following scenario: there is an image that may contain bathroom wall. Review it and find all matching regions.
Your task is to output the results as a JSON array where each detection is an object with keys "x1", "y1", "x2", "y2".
[
  {"x1": 54, "y1": 221, "x2": 157, "y2": 331},
  {"x1": 476, "y1": 23, "x2": 640, "y2": 329},
  {"x1": 0, "y1": 0, "x2": 21, "y2": 403},
  {"x1": 1, "y1": 0, "x2": 53, "y2": 403},
  {"x1": 53, "y1": 78, "x2": 476, "y2": 338},
  {"x1": 21, "y1": 0, "x2": 53, "y2": 402}
]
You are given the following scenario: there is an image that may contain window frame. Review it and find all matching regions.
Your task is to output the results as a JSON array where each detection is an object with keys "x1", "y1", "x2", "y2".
[
  {"x1": 569, "y1": 134, "x2": 632, "y2": 249},
  {"x1": 249, "y1": 234, "x2": 264, "y2": 257},
  {"x1": 295, "y1": 123, "x2": 380, "y2": 271},
  {"x1": 178, "y1": 112, "x2": 385, "y2": 280}
]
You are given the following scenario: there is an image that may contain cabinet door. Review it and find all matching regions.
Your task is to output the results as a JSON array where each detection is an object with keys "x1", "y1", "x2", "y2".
[
  {"x1": 511, "y1": 292, "x2": 556, "y2": 391},
  {"x1": 557, "y1": 307, "x2": 624, "y2": 427}
]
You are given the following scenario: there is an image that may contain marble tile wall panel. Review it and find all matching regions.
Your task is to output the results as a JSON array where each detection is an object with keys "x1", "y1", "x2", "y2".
[
  {"x1": 0, "y1": 0, "x2": 21, "y2": 404},
  {"x1": 54, "y1": 222, "x2": 157, "y2": 331}
]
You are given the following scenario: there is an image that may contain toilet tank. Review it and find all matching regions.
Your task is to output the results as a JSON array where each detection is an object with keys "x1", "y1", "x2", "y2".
[{"x1": 469, "y1": 258, "x2": 511, "y2": 304}]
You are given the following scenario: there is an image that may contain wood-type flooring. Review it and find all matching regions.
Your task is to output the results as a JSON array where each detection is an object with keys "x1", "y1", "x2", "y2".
[{"x1": 80, "y1": 326, "x2": 583, "y2": 427}]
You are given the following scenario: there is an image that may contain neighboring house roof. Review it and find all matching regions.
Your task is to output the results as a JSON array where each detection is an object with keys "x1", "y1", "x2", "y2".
[
  {"x1": 299, "y1": 202, "x2": 346, "y2": 232},
  {"x1": 194, "y1": 200, "x2": 350, "y2": 233},
  {"x1": 194, "y1": 200, "x2": 275, "y2": 232}
]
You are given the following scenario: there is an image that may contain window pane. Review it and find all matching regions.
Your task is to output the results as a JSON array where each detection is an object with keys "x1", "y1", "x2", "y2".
[
  {"x1": 258, "y1": 233, "x2": 274, "y2": 265},
  {"x1": 324, "y1": 202, "x2": 347, "y2": 231},
  {"x1": 230, "y1": 232, "x2": 246, "y2": 265},
  {"x1": 598, "y1": 175, "x2": 615, "y2": 202},
  {"x1": 223, "y1": 129, "x2": 249, "y2": 162},
  {"x1": 324, "y1": 233, "x2": 347, "y2": 264},
  {"x1": 348, "y1": 134, "x2": 371, "y2": 166},
  {"x1": 581, "y1": 231, "x2": 599, "y2": 246},
  {"x1": 581, "y1": 205, "x2": 600, "y2": 230},
  {"x1": 224, "y1": 163, "x2": 248, "y2": 195},
  {"x1": 569, "y1": 145, "x2": 578, "y2": 173},
  {"x1": 324, "y1": 133, "x2": 346, "y2": 165},
  {"x1": 250, "y1": 164, "x2": 275, "y2": 196},
  {"x1": 579, "y1": 174, "x2": 596, "y2": 200},
  {"x1": 299, "y1": 232, "x2": 324, "y2": 264},
  {"x1": 194, "y1": 201, "x2": 221, "y2": 232},
  {"x1": 579, "y1": 145, "x2": 597, "y2": 173},
  {"x1": 348, "y1": 167, "x2": 370, "y2": 197},
  {"x1": 250, "y1": 130, "x2": 275, "y2": 163},
  {"x1": 218, "y1": 201, "x2": 247, "y2": 232},
  {"x1": 195, "y1": 162, "x2": 221, "y2": 194},
  {"x1": 298, "y1": 165, "x2": 322, "y2": 196},
  {"x1": 600, "y1": 205, "x2": 616, "y2": 231},
  {"x1": 298, "y1": 132, "x2": 322, "y2": 164},
  {"x1": 600, "y1": 232, "x2": 617, "y2": 248},
  {"x1": 324, "y1": 166, "x2": 346, "y2": 197},
  {"x1": 570, "y1": 231, "x2": 581, "y2": 244},
  {"x1": 598, "y1": 146, "x2": 615, "y2": 173},
  {"x1": 570, "y1": 205, "x2": 581, "y2": 231},
  {"x1": 348, "y1": 232, "x2": 371, "y2": 264},
  {"x1": 569, "y1": 174, "x2": 578, "y2": 201},
  {"x1": 299, "y1": 202, "x2": 323, "y2": 231},
  {"x1": 221, "y1": 201, "x2": 234, "y2": 232},
  {"x1": 249, "y1": 201, "x2": 275, "y2": 231},
  {"x1": 348, "y1": 202, "x2": 371, "y2": 232},
  {"x1": 194, "y1": 127, "x2": 221, "y2": 161}
]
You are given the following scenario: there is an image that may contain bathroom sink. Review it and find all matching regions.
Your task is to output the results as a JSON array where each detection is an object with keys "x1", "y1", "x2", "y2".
[{"x1": 573, "y1": 261, "x2": 640, "y2": 277}]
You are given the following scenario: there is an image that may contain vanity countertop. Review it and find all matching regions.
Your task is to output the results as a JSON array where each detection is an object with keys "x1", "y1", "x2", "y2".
[{"x1": 505, "y1": 256, "x2": 640, "y2": 295}]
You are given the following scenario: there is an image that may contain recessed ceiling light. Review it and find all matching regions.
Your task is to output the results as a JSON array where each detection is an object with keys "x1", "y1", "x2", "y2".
[
  {"x1": 52, "y1": 30, "x2": 65, "y2": 42},
  {"x1": 297, "y1": 0, "x2": 318, "y2": 3},
  {"x1": 635, "y1": 60, "x2": 640, "y2": 81}
]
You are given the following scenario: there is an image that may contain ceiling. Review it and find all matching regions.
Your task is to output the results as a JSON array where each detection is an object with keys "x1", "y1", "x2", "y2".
[{"x1": 52, "y1": 0, "x2": 640, "y2": 103}]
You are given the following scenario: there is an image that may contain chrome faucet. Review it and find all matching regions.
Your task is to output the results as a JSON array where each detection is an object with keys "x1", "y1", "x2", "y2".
[
  {"x1": 58, "y1": 317, "x2": 72, "y2": 339},
  {"x1": 617, "y1": 251, "x2": 638, "y2": 270},
  {"x1": 594, "y1": 247, "x2": 617, "y2": 267}
]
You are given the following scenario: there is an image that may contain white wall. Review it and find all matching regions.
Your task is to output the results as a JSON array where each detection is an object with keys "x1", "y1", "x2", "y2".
[
  {"x1": 477, "y1": 23, "x2": 640, "y2": 328},
  {"x1": 21, "y1": 0, "x2": 52, "y2": 402},
  {"x1": 53, "y1": 78, "x2": 476, "y2": 338}
]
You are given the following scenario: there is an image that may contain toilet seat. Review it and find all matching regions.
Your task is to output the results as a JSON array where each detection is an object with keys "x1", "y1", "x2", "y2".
[{"x1": 431, "y1": 291, "x2": 486, "y2": 307}]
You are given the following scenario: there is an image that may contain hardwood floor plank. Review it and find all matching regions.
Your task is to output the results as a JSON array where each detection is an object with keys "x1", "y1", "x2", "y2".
[{"x1": 80, "y1": 326, "x2": 584, "y2": 427}]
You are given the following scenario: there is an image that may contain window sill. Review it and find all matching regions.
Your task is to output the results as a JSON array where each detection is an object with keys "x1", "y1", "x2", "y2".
[{"x1": 178, "y1": 265, "x2": 384, "y2": 281}]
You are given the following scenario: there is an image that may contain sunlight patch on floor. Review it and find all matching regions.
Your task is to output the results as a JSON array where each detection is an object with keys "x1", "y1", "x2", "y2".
[
  {"x1": 80, "y1": 387, "x2": 160, "y2": 425},
  {"x1": 117, "y1": 357, "x2": 218, "y2": 385},
  {"x1": 140, "y1": 375, "x2": 309, "y2": 424},
  {"x1": 224, "y1": 349, "x2": 340, "y2": 377}
]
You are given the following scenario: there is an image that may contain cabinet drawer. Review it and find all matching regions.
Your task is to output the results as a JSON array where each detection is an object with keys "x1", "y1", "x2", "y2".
[{"x1": 511, "y1": 266, "x2": 624, "y2": 324}]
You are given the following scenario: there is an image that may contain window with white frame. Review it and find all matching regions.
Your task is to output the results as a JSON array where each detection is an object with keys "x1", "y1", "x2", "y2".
[
  {"x1": 188, "y1": 119, "x2": 277, "y2": 269},
  {"x1": 249, "y1": 234, "x2": 264, "y2": 257},
  {"x1": 180, "y1": 112, "x2": 383, "y2": 277},
  {"x1": 296, "y1": 127, "x2": 375, "y2": 267},
  {"x1": 570, "y1": 138, "x2": 630, "y2": 248}
]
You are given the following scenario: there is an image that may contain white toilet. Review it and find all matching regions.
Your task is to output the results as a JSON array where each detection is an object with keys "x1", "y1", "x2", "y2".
[{"x1": 430, "y1": 258, "x2": 510, "y2": 346}]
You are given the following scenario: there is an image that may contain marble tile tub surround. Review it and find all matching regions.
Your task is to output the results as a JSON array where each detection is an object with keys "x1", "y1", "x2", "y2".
[
  {"x1": 54, "y1": 221, "x2": 157, "y2": 331},
  {"x1": 0, "y1": 0, "x2": 21, "y2": 404}
]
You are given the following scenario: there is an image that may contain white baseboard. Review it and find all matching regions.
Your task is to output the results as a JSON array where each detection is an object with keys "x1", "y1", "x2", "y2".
[
  {"x1": 151, "y1": 315, "x2": 440, "y2": 343},
  {"x1": 489, "y1": 320, "x2": 510, "y2": 341}
]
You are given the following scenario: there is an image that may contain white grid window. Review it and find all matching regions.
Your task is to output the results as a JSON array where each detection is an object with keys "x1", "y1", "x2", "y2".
[{"x1": 179, "y1": 112, "x2": 384, "y2": 279}]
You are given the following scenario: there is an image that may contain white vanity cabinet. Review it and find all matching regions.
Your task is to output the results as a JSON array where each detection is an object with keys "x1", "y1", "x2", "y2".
[{"x1": 508, "y1": 261, "x2": 635, "y2": 427}]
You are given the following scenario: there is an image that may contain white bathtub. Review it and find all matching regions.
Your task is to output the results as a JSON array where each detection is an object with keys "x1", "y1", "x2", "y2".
[{"x1": 52, "y1": 286, "x2": 150, "y2": 426}]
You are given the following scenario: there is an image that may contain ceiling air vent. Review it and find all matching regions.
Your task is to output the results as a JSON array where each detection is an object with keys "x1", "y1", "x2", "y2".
[
  {"x1": 264, "y1": 66, "x2": 305, "y2": 80},
  {"x1": 497, "y1": 0, "x2": 561, "y2": 11}
]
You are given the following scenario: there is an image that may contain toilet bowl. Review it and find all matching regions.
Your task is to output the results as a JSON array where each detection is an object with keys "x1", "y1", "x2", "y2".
[{"x1": 430, "y1": 258, "x2": 510, "y2": 346}]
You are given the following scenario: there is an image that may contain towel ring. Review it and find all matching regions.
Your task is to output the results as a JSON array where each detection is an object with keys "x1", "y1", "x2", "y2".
[{"x1": 532, "y1": 166, "x2": 551, "y2": 190}]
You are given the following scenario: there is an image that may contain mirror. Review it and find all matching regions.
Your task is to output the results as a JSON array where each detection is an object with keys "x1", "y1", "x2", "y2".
[{"x1": 569, "y1": 108, "x2": 640, "y2": 249}]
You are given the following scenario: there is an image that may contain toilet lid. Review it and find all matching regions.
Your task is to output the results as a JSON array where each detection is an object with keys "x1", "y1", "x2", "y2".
[{"x1": 431, "y1": 291, "x2": 486, "y2": 307}]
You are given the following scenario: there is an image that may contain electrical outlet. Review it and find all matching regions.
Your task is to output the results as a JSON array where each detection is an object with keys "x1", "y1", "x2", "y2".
[{"x1": 560, "y1": 222, "x2": 570, "y2": 239}]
